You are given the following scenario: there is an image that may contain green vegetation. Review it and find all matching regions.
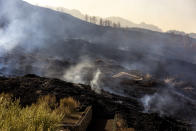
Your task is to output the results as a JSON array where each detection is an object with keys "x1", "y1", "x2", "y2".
[{"x1": 0, "y1": 93, "x2": 80, "y2": 131}]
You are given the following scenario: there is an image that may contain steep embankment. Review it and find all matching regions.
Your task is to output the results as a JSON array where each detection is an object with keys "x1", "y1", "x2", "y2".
[{"x1": 0, "y1": 74, "x2": 194, "y2": 131}]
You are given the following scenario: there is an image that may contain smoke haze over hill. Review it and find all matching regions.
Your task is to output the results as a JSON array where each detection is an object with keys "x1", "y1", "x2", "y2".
[
  {"x1": 0, "y1": 1, "x2": 196, "y2": 130},
  {"x1": 1, "y1": 0, "x2": 196, "y2": 83}
]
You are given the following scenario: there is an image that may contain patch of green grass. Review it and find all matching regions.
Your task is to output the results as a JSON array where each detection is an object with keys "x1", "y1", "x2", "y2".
[{"x1": 0, "y1": 93, "x2": 80, "y2": 131}]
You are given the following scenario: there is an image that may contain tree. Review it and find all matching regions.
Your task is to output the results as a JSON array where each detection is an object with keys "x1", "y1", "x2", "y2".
[
  {"x1": 117, "y1": 22, "x2": 121, "y2": 28},
  {"x1": 108, "y1": 20, "x2": 112, "y2": 27},
  {"x1": 104, "y1": 20, "x2": 112, "y2": 27},
  {"x1": 89, "y1": 16, "x2": 93, "y2": 23},
  {"x1": 113, "y1": 23, "x2": 117, "y2": 28},
  {"x1": 99, "y1": 18, "x2": 103, "y2": 26},
  {"x1": 85, "y1": 14, "x2": 89, "y2": 22},
  {"x1": 92, "y1": 16, "x2": 97, "y2": 24},
  {"x1": 104, "y1": 20, "x2": 108, "y2": 26}
]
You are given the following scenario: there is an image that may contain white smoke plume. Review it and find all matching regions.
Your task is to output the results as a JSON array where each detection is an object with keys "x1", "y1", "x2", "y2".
[
  {"x1": 0, "y1": 0, "x2": 47, "y2": 54},
  {"x1": 62, "y1": 58, "x2": 103, "y2": 94},
  {"x1": 140, "y1": 87, "x2": 196, "y2": 126},
  {"x1": 90, "y1": 69, "x2": 102, "y2": 94},
  {"x1": 62, "y1": 58, "x2": 93, "y2": 84},
  {"x1": 140, "y1": 91, "x2": 179, "y2": 116}
]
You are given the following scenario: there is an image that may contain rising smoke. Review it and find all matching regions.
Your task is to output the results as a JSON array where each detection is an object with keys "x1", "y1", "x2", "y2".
[
  {"x1": 141, "y1": 89, "x2": 181, "y2": 116},
  {"x1": 140, "y1": 82, "x2": 196, "y2": 124},
  {"x1": 62, "y1": 58, "x2": 94, "y2": 84},
  {"x1": 0, "y1": 0, "x2": 47, "y2": 53},
  {"x1": 90, "y1": 69, "x2": 102, "y2": 94},
  {"x1": 62, "y1": 58, "x2": 103, "y2": 94}
]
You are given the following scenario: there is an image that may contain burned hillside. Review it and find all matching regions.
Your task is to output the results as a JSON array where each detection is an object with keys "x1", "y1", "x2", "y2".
[
  {"x1": 0, "y1": 0, "x2": 196, "y2": 130},
  {"x1": 0, "y1": 74, "x2": 195, "y2": 131}
]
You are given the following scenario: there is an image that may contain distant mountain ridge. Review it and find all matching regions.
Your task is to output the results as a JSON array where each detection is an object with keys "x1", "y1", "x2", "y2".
[
  {"x1": 106, "y1": 17, "x2": 162, "y2": 32},
  {"x1": 46, "y1": 6, "x2": 196, "y2": 38},
  {"x1": 167, "y1": 30, "x2": 196, "y2": 39},
  {"x1": 46, "y1": 6, "x2": 162, "y2": 32},
  {"x1": 189, "y1": 33, "x2": 196, "y2": 39}
]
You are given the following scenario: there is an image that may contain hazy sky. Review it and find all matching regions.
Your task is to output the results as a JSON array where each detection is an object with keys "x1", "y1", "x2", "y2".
[{"x1": 24, "y1": 0, "x2": 196, "y2": 33}]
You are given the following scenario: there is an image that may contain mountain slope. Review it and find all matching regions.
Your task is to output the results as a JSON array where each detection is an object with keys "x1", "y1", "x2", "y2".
[
  {"x1": 0, "y1": 1, "x2": 196, "y2": 130},
  {"x1": 48, "y1": 6, "x2": 162, "y2": 32},
  {"x1": 1, "y1": 0, "x2": 196, "y2": 81},
  {"x1": 106, "y1": 16, "x2": 162, "y2": 32},
  {"x1": 189, "y1": 33, "x2": 196, "y2": 39}
]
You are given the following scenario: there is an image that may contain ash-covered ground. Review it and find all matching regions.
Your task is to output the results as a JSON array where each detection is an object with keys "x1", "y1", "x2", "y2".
[
  {"x1": 0, "y1": 74, "x2": 195, "y2": 131},
  {"x1": 0, "y1": 54, "x2": 196, "y2": 130}
]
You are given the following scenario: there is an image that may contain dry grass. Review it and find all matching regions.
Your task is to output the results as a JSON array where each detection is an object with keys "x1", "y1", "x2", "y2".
[
  {"x1": 0, "y1": 93, "x2": 80, "y2": 131},
  {"x1": 113, "y1": 113, "x2": 129, "y2": 131},
  {"x1": 60, "y1": 97, "x2": 80, "y2": 112}
]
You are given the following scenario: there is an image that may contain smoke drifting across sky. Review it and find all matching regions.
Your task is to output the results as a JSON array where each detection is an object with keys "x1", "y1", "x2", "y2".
[{"x1": 24, "y1": 0, "x2": 196, "y2": 33}]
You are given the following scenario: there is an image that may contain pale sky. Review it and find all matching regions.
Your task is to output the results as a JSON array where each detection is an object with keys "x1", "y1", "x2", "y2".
[{"x1": 24, "y1": 0, "x2": 196, "y2": 33}]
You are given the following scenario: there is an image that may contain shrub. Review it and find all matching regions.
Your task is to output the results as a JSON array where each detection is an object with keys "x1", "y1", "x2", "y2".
[
  {"x1": 59, "y1": 97, "x2": 80, "y2": 111},
  {"x1": 56, "y1": 97, "x2": 80, "y2": 117},
  {"x1": 37, "y1": 95, "x2": 57, "y2": 109},
  {"x1": 0, "y1": 94, "x2": 80, "y2": 131}
]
